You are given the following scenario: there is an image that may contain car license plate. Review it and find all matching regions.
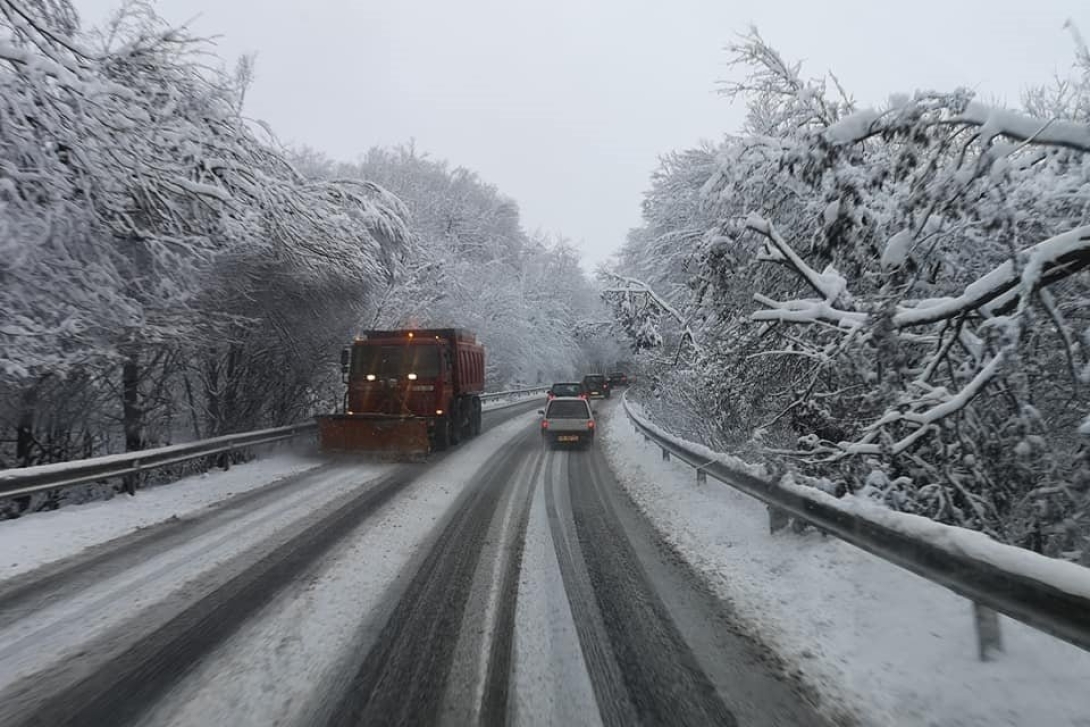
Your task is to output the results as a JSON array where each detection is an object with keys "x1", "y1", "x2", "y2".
[{"x1": 557, "y1": 435, "x2": 578, "y2": 442}]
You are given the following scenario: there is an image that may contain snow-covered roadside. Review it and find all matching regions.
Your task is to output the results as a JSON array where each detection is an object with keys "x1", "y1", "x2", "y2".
[
  {"x1": 600, "y1": 403, "x2": 1090, "y2": 727},
  {"x1": 0, "y1": 451, "x2": 324, "y2": 581}
]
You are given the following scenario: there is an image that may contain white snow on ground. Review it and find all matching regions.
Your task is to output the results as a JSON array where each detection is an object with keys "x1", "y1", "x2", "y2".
[
  {"x1": 600, "y1": 402, "x2": 1090, "y2": 727},
  {"x1": 0, "y1": 461, "x2": 396, "y2": 691},
  {"x1": 136, "y1": 411, "x2": 542, "y2": 727},
  {"x1": 0, "y1": 450, "x2": 324, "y2": 581}
]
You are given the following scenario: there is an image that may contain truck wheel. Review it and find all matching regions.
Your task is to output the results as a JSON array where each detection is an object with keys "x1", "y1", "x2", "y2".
[
  {"x1": 449, "y1": 405, "x2": 462, "y2": 446},
  {"x1": 471, "y1": 399, "x2": 482, "y2": 436},
  {"x1": 433, "y1": 418, "x2": 451, "y2": 451}
]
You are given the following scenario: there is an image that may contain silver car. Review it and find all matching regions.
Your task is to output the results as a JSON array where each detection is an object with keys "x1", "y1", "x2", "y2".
[{"x1": 539, "y1": 397, "x2": 596, "y2": 449}]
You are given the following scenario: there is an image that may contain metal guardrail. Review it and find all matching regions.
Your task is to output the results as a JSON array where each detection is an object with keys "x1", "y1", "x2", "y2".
[
  {"x1": 0, "y1": 386, "x2": 551, "y2": 501},
  {"x1": 0, "y1": 423, "x2": 318, "y2": 499},
  {"x1": 479, "y1": 385, "x2": 552, "y2": 402},
  {"x1": 621, "y1": 393, "x2": 1090, "y2": 658}
]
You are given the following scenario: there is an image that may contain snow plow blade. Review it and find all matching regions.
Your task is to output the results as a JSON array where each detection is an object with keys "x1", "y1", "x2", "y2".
[{"x1": 317, "y1": 415, "x2": 431, "y2": 455}]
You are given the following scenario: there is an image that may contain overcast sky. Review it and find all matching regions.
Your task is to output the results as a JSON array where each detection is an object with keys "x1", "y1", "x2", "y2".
[{"x1": 77, "y1": 0, "x2": 1089, "y2": 268}]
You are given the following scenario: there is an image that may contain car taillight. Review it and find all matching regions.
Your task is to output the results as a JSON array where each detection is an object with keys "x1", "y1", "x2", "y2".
[
  {"x1": 541, "y1": 420, "x2": 549, "y2": 429},
  {"x1": 587, "y1": 420, "x2": 595, "y2": 429}
]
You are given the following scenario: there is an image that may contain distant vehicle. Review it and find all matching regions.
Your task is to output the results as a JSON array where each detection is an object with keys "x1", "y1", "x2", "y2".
[
  {"x1": 608, "y1": 372, "x2": 629, "y2": 387},
  {"x1": 539, "y1": 397, "x2": 596, "y2": 449},
  {"x1": 581, "y1": 374, "x2": 611, "y2": 399},
  {"x1": 548, "y1": 382, "x2": 586, "y2": 400}
]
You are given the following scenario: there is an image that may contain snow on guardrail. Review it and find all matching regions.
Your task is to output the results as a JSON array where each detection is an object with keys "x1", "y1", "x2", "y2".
[
  {"x1": 479, "y1": 385, "x2": 551, "y2": 401},
  {"x1": 777, "y1": 476, "x2": 1090, "y2": 603},
  {"x1": 621, "y1": 391, "x2": 1090, "y2": 656}
]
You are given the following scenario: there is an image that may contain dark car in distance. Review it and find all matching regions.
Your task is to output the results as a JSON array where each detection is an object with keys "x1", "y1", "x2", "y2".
[
  {"x1": 548, "y1": 382, "x2": 586, "y2": 400},
  {"x1": 608, "y1": 372, "x2": 629, "y2": 388},
  {"x1": 581, "y1": 374, "x2": 611, "y2": 399}
]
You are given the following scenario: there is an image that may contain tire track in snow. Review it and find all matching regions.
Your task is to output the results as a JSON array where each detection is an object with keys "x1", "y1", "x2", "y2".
[
  {"x1": 510, "y1": 449, "x2": 603, "y2": 727},
  {"x1": 442, "y1": 436, "x2": 541, "y2": 725},
  {"x1": 134, "y1": 408, "x2": 547, "y2": 727},
  {"x1": 0, "y1": 461, "x2": 344, "y2": 628},
  {"x1": 326, "y1": 428, "x2": 540, "y2": 726},
  {"x1": 0, "y1": 466, "x2": 422, "y2": 727},
  {"x1": 565, "y1": 448, "x2": 737, "y2": 726},
  {"x1": 544, "y1": 450, "x2": 640, "y2": 727}
]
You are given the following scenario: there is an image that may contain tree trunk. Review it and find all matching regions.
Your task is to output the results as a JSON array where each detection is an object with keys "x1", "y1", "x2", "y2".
[
  {"x1": 15, "y1": 379, "x2": 41, "y2": 467},
  {"x1": 122, "y1": 353, "x2": 144, "y2": 495},
  {"x1": 206, "y1": 356, "x2": 221, "y2": 436},
  {"x1": 223, "y1": 343, "x2": 242, "y2": 434}
]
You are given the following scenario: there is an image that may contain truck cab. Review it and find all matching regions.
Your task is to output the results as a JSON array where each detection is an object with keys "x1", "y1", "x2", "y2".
[{"x1": 320, "y1": 328, "x2": 485, "y2": 454}]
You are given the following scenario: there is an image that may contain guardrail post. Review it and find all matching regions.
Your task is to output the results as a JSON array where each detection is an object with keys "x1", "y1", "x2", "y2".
[
  {"x1": 661, "y1": 448, "x2": 670, "y2": 462},
  {"x1": 220, "y1": 443, "x2": 236, "y2": 471},
  {"x1": 973, "y1": 601, "x2": 1003, "y2": 661},
  {"x1": 696, "y1": 469, "x2": 707, "y2": 485},
  {"x1": 768, "y1": 505, "x2": 789, "y2": 533},
  {"x1": 123, "y1": 461, "x2": 139, "y2": 496}
]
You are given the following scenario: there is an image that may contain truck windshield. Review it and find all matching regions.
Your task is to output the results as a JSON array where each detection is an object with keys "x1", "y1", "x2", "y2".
[{"x1": 352, "y1": 344, "x2": 441, "y2": 378}]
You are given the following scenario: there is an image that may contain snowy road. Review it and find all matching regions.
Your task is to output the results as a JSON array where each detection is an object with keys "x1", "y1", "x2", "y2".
[{"x1": 0, "y1": 400, "x2": 826, "y2": 726}]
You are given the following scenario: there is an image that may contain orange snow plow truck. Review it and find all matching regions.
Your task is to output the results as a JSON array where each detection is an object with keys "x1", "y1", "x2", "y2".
[{"x1": 317, "y1": 328, "x2": 485, "y2": 455}]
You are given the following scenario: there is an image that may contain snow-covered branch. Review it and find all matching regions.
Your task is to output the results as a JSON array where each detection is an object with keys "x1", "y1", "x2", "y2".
[
  {"x1": 616, "y1": 26, "x2": 1090, "y2": 550},
  {"x1": 894, "y1": 225, "x2": 1090, "y2": 327},
  {"x1": 746, "y1": 214, "x2": 852, "y2": 306},
  {"x1": 824, "y1": 99, "x2": 1090, "y2": 153}
]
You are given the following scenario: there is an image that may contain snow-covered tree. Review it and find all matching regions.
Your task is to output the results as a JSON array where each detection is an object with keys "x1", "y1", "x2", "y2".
[
  {"x1": 0, "y1": 1, "x2": 409, "y2": 474},
  {"x1": 611, "y1": 27, "x2": 1090, "y2": 560},
  {"x1": 324, "y1": 146, "x2": 610, "y2": 386}
]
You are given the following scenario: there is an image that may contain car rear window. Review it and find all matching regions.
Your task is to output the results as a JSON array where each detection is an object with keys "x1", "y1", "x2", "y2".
[
  {"x1": 546, "y1": 400, "x2": 591, "y2": 418},
  {"x1": 552, "y1": 383, "x2": 582, "y2": 396},
  {"x1": 583, "y1": 376, "x2": 605, "y2": 387}
]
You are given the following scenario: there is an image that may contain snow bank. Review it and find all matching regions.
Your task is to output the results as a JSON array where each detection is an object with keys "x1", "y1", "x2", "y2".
[
  {"x1": 602, "y1": 403, "x2": 1090, "y2": 727},
  {"x1": 0, "y1": 452, "x2": 323, "y2": 580}
]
